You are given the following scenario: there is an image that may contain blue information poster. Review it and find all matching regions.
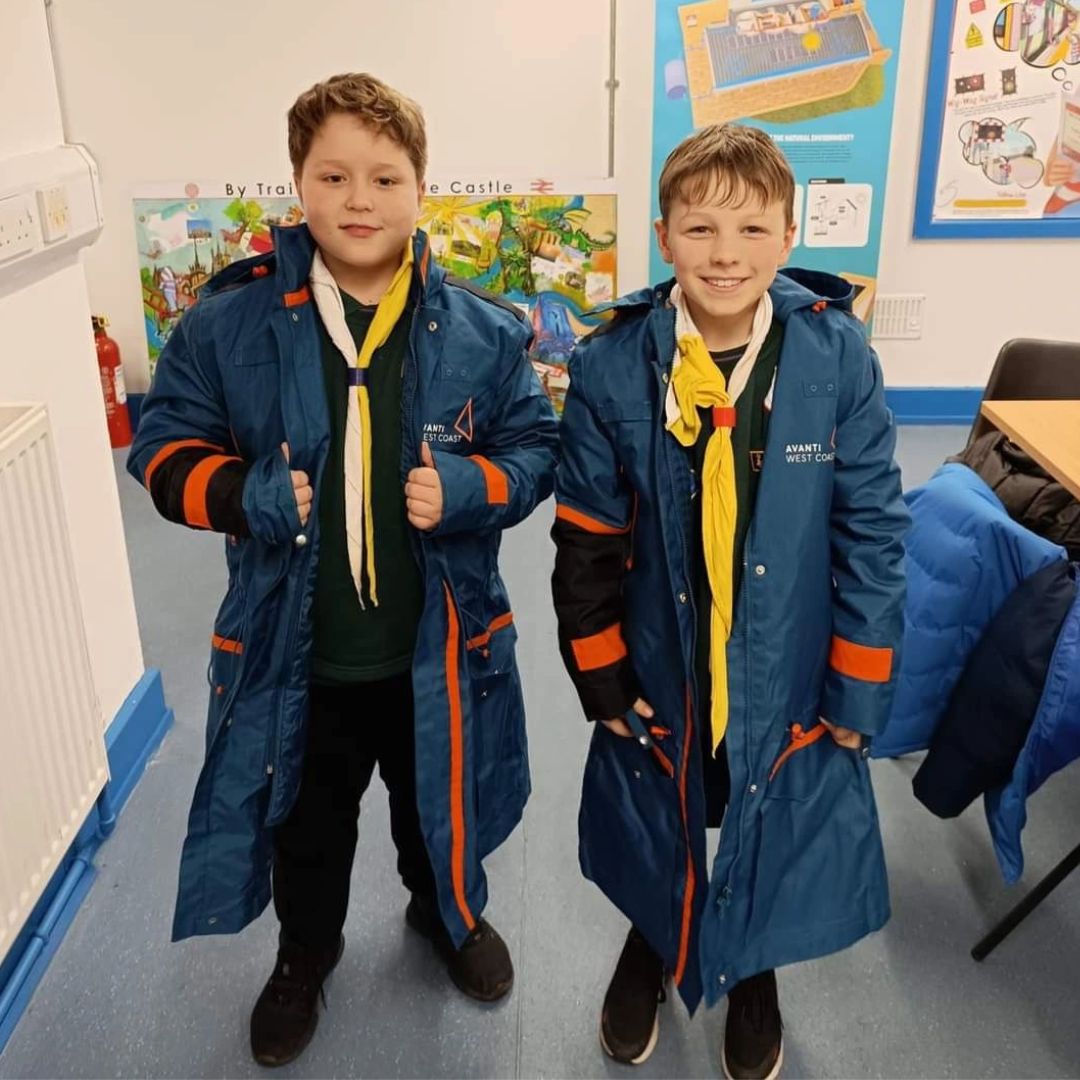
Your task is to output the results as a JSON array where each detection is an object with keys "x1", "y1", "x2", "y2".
[{"x1": 651, "y1": 0, "x2": 906, "y2": 323}]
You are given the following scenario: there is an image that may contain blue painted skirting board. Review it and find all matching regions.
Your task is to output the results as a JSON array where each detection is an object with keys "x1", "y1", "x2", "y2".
[
  {"x1": 0, "y1": 669, "x2": 174, "y2": 1053},
  {"x1": 129, "y1": 389, "x2": 979, "y2": 430},
  {"x1": 885, "y1": 388, "x2": 982, "y2": 427}
]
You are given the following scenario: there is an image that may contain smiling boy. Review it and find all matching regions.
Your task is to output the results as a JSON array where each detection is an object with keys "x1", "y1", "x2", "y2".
[{"x1": 551, "y1": 123, "x2": 908, "y2": 1078}]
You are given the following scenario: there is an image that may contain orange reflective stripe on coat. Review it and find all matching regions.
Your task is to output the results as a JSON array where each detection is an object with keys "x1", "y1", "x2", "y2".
[
  {"x1": 144, "y1": 439, "x2": 224, "y2": 490},
  {"x1": 465, "y1": 612, "x2": 514, "y2": 652},
  {"x1": 768, "y1": 721, "x2": 829, "y2": 782},
  {"x1": 183, "y1": 455, "x2": 239, "y2": 529},
  {"x1": 443, "y1": 583, "x2": 477, "y2": 932},
  {"x1": 570, "y1": 622, "x2": 628, "y2": 672},
  {"x1": 651, "y1": 746, "x2": 675, "y2": 778},
  {"x1": 468, "y1": 455, "x2": 509, "y2": 505},
  {"x1": 555, "y1": 503, "x2": 630, "y2": 535},
  {"x1": 211, "y1": 634, "x2": 243, "y2": 654},
  {"x1": 673, "y1": 686, "x2": 696, "y2": 988},
  {"x1": 829, "y1": 636, "x2": 893, "y2": 684}
]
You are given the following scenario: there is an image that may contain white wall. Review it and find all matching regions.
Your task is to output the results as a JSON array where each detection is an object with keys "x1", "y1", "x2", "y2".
[
  {"x1": 1, "y1": 0, "x2": 64, "y2": 156},
  {"x1": 0, "y1": 0, "x2": 143, "y2": 727},
  {"x1": 49, "y1": 0, "x2": 613, "y2": 393},
  {"x1": 49, "y1": 0, "x2": 1077, "y2": 395}
]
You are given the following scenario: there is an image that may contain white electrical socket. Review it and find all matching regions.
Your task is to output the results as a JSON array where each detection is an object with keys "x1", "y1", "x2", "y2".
[
  {"x1": 0, "y1": 194, "x2": 38, "y2": 264},
  {"x1": 36, "y1": 184, "x2": 70, "y2": 242}
]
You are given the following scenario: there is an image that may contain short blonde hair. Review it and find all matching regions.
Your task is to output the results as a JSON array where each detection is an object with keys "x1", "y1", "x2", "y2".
[
  {"x1": 658, "y1": 123, "x2": 795, "y2": 224},
  {"x1": 287, "y1": 72, "x2": 427, "y2": 179}
]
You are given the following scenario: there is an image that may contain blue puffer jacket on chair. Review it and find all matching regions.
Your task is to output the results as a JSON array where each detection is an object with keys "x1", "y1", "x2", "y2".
[
  {"x1": 985, "y1": 581, "x2": 1080, "y2": 883},
  {"x1": 873, "y1": 464, "x2": 1066, "y2": 759}
]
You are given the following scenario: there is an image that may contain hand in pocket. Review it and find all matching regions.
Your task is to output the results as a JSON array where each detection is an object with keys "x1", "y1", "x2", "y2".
[
  {"x1": 820, "y1": 717, "x2": 861, "y2": 750},
  {"x1": 602, "y1": 698, "x2": 654, "y2": 738}
]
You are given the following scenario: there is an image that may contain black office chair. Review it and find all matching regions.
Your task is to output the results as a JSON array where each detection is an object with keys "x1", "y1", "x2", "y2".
[{"x1": 968, "y1": 338, "x2": 1080, "y2": 446}]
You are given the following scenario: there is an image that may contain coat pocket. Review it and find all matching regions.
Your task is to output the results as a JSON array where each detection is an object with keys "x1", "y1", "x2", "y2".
[
  {"x1": 748, "y1": 723, "x2": 881, "y2": 942},
  {"x1": 232, "y1": 325, "x2": 280, "y2": 367},
  {"x1": 579, "y1": 720, "x2": 683, "y2": 954},
  {"x1": 596, "y1": 401, "x2": 656, "y2": 480},
  {"x1": 468, "y1": 613, "x2": 527, "y2": 855},
  {"x1": 206, "y1": 631, "x2": 244, "y2": 752},
  {"x1": 765, "y1": 721, "x2": 831, "y2": 798}
]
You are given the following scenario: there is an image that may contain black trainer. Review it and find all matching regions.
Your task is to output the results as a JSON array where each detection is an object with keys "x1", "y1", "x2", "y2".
[
  {"x1": 599, "y1": 927, "x2": 667, "y2": 1065},
  {"x1": 723, "y1": 968, "x2": 783, "y2": 1080},
  {"x1": 249, "y1": 935, "x2": 344, "y2": 1068},
  {"x1": 405, "y1": 893, "x2": 514, "y2": 1002}
]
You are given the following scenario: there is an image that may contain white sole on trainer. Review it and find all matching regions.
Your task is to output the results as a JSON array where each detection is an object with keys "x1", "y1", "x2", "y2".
[
  {"x1": 722, "y1": 1037, "x2": 783, "y2": 1080},
  {"x1": 599, "y1": 1010, "x2": 661, "y2": 1067}
]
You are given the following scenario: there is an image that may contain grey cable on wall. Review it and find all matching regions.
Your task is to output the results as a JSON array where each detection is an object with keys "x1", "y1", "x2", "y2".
[{"x1": 606, "y1": 0, "x2": 619, "y2": 179}]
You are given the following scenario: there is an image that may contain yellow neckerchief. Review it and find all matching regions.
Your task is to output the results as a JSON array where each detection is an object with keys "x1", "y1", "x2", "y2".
[
  {"x1": 351, "y1": 241, "x2": 415, "y2": 605},
  {"x1": 665, "y1": 285, "x2": 773, "y2": 751}
]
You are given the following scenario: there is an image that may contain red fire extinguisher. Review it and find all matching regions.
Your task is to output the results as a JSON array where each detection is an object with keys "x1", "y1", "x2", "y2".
[{"x1": 92, "y1": 315, "x2": 133, "y2": 449}]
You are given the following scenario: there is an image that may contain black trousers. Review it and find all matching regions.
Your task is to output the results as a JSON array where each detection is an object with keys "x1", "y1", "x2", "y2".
[
  {"x1": 272, "y1": 672, "x2": 437, "y2": 950},
  {"x1": 701, "y1": 710, "x2": 732, "y2": 829}
]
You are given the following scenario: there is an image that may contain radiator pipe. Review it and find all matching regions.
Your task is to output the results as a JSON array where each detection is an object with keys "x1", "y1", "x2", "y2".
[{"x1": 96, "y1": 785, "x2": 117, "y2": 838}]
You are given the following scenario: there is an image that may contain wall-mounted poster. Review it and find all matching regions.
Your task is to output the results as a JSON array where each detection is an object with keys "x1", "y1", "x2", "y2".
[
  {"x1": 133, "y1": 178, "x2": 617, "y2": 412},
  {"x1": 133, "y1": 185, "x2": 300, "y2": 370},
  {"x1": 652, "y1": 0, "x2": 907, "y2": 325},
  {"x1": 915, "y1": 0, "x2": 1080, "y2": 238},
  {"x1": 418, "y1": 182, "x2": 617, "y2": 413}
]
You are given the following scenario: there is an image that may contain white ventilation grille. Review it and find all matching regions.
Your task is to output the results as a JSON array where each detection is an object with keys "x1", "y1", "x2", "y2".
[{"x1": 872, "y1": 294, "x2": 926, "y2": 340}]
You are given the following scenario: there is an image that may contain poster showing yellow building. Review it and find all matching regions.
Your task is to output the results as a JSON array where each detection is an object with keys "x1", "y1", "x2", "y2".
[
  {"x1": 653, "y1": 1, "x2": 905, "y2": 320},
  {"x1": 674, "y1": 0, "x2": 892, "y2": 129}
]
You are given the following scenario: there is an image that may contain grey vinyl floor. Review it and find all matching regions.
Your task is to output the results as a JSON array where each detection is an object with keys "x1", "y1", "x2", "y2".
[{"x1": 2, "y1": 426, "x2": 1078, "y2": 1079}]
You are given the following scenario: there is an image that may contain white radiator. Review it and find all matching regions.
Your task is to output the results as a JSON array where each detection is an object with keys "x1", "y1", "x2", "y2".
[{"x1": 0, "y1": 403, "x2": 108, "y2": 962}]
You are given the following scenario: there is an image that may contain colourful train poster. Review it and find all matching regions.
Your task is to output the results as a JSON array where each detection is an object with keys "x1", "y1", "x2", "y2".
[
  {"x1": 915, "y1": 0, "x2": 1080, "y2": 238},
  {"x1": 133, "y1": 188, "x2": 298, "y2": 369},
  {"x1": 652, "y1": 0, "x2": 906, "y2": 323},
  {"x1": 133, "y1": 179, "x2": 617, "y2": 411},
  {"x1": 417, "y1": 184, "x2": 617, "y2": 413}
]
